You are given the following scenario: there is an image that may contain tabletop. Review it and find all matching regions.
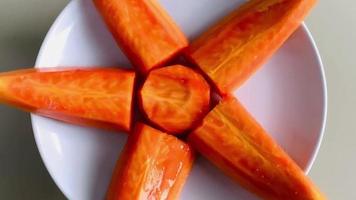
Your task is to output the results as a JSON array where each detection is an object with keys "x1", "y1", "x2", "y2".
[{"x1": 0, "y1": 0, "x2": 355, "y2": 199}]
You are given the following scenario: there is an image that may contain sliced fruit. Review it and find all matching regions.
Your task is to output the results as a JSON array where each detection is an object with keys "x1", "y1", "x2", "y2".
[
  {"x1": 139, "y1": 65, "x2": 210, "y2": 134},
  {"x1": 0, "y1": 68, "x2": 135, "y2": 132},
  {"x1": 107, "y1": 123, "x2": 195, "y2": 200},
  {"x1": 94, "y1": 0, "x2": 188, "y2": 74},
  {"x1": 185, "y1": 0, "x2": 317, "y2": 95},
  {"x1": 188, "y1": 96, "x2": 325, "y2": 200}
]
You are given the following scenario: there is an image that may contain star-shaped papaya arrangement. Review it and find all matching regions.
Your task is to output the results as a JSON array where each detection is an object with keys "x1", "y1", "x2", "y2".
[{"x1": 0, "y1": 0, "x2": 326, "y2": 199}]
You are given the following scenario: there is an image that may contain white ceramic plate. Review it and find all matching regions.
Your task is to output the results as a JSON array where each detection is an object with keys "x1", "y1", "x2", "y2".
[{"x1": 33, "y1": 0, "x2": 327, "y2": 199}]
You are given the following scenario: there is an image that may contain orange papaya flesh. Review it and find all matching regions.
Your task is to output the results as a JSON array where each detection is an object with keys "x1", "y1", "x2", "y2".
[
  {"x1": 188, "y1": 96, "x2": 325, "y2": 200},
  {"x1": 185, "y1": 0, "x2": 317, "y2": 95},
  {"x1": 139, "y1": 65, "x2": 210, "y2": 134},
  {"x1": 107, "y1": 123, "x2": 195, "y2": 200},
  {"x1": 0, "y1": 68, "x2": 135, "y2": 132},
  {"x1": 94, "y1": 0, "x2": 188, "y2": 74}
]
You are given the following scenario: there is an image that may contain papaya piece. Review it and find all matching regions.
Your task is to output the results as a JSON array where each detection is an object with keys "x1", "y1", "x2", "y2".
[
  {"x1": 185, "y1": 0, "x2": 317, "y2": 95},
  {"x1": 188, "y1": 96, "x2": 325, "y2": 200},
  {"x1": 94, "y1": 0, "x2": 188, "y2": 74},
  {"x1": 107, "y1": 123, "x2": 195, "y2": 200},
  {"x1": 139, "y1": 65, "x2": 210, "y2": 134},
  {"x1": 0, "y1": 68, "x2": 135, "y2": 132}
]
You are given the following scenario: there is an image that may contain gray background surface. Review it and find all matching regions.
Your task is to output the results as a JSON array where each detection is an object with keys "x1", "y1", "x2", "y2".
[{"x1": 0, "y1": 0, "x2": 355, "y2": 199}]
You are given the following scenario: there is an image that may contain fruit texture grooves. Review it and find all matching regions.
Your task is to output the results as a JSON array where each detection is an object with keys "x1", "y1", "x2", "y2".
[
  {"x1": 139, "y1": 65, "x2": 210, "y2": 134},
  {"x1": 107, "y1": 123, "x2": 194, "y2": 200},
  {"x1": 94, "y1": 0, "x2": 188, "y2": 74},
  {"x1": 0, "y1": 68, "x2": 135, "y2": 131},
  {"x1": 188, "y1": 97, "x2": 325, "y2": 200},
  {"x1": 185, "y1": 0, "x2": 317, "y2": 95}
]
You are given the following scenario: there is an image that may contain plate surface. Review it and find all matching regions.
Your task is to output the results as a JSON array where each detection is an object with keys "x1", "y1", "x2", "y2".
[{"x1": 33, "y1": 0, "x2": 327, "y2": 199}]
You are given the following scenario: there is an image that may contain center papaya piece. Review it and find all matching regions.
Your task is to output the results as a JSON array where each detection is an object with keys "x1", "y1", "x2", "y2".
[
  {"x1": 107, "y1": 123, "x2": 195, "y2": 200},
  {"x1": 185, "y1": 0, "x2": 317, "y2": 95},
  {"x1": 94, "y1": 0, "x2": 188, "y2": 74},
  {"x1": 0, "y1": 68, "x2": 135, "y2": 132},
  {"x1": 139, "y1": 65, "x2": 210, "y2": 134},
  {"x1": 188, "y1": 96, "x2": 325, "y2": 200}
]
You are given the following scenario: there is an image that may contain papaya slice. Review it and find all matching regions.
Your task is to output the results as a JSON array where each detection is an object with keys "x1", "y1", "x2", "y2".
[
  {"x1": 107, "y1": 123, "x2": 194, "y2": 200},
  {"x1": 185, "y1": 0, "x2": 317, "y2": 95},
  {"x1": 0, "y1": 68, "x2": 135, "y2": 132},
  {"x1": 139, "y1": 65, "x2": 210, "y2": 134},
  {"x1": 188, "y1": 96, "x2": 325, "y2": 200},
  {"x1": 94, "y1": 0, "x2": 188, "y2": 74}
]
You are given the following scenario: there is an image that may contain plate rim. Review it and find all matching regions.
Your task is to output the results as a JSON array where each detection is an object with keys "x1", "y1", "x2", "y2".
[
  {"x1": 32, "y1": 0, "x2": 328, "y2": 198},
  {"x1": 300, "y1": 23, "x2": 327, "y2": 173}
]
